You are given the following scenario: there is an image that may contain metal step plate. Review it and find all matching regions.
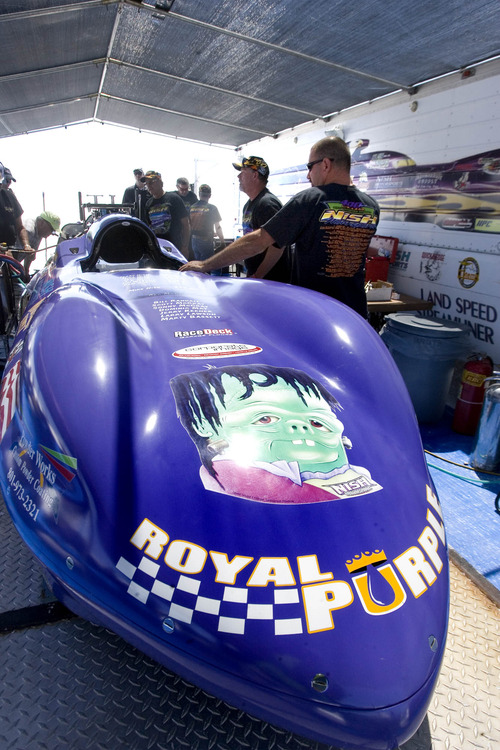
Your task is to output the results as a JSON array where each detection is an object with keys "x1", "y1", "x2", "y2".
[{"x1": 401, "y1": 561, "x2": 500, "y2": 750}]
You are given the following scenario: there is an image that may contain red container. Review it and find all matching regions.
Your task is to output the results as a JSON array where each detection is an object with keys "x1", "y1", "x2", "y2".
[
  {"x1": 452, "y1": 354, "x2": 494, "y2": 435},
  {"x1": 365, "y1": 257, "x2": 390, "y2": 282}
]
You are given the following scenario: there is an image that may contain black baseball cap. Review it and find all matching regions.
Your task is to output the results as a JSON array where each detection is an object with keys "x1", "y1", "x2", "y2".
[{"x1": 232, "y1": 156, "x2": 269, "y2": 178}]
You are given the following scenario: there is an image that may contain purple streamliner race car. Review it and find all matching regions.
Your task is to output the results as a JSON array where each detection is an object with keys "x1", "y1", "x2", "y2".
[{"x1": 0, "y1": 214, "x2": 449, "y2": 749}]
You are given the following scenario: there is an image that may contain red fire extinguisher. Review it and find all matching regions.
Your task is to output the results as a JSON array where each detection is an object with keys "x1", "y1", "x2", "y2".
[{"x1": 452, "y1": 354, "x2": 494, "y2": 435}]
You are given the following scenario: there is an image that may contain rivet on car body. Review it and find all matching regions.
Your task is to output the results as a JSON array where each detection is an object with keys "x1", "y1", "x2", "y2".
[
  {"x1": 311, "y1": 673, "x2": 329, "y2": 692},
  {"x1": 162, "y1": 617, "x2": 175, "y2": 634}
]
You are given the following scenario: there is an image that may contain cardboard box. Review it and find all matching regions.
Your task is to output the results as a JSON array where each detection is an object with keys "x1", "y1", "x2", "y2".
[{"x1": 366, "y1": 281, "x2": 393, "y2": 301}]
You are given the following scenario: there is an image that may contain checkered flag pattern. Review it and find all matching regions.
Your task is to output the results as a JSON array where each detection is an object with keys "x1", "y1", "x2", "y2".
[{"x1": 116, "y1": 555, "x2": 304, "y2": 636}]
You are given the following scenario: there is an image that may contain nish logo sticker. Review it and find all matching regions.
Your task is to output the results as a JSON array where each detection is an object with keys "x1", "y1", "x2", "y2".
[{"x1": 173, "y1": 343, "x2": 262, "y2": 359}]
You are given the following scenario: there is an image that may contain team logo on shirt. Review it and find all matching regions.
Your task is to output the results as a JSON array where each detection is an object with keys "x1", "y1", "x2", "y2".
[{"x1": 319, "y1": 201, "x2": 378, "y2": 227}]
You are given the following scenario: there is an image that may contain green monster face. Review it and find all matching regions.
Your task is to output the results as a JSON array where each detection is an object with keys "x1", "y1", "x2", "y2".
[{"x1": 199, "y1": 374, "x2": 348, "y2": 474}]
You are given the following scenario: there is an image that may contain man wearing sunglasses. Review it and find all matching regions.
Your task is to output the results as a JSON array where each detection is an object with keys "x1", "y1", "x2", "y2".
[{"x1": 180, "y1": 137, "x2": 379, "y2": 318}]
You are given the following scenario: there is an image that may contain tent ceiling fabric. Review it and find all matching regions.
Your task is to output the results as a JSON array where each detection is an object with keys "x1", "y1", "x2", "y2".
[{"x1": 1, "y1": 0, "x2": 499, "y2": 147}]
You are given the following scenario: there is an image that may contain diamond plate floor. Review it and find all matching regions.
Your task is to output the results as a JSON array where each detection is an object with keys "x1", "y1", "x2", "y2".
[{"x1": 1, "y1": 498, "x2": 499, "y2": 750}]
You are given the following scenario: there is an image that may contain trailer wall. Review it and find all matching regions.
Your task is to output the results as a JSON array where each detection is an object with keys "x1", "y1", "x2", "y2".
[{"x1": 245, "y1": 59, "x2": 500, "y2": 362}]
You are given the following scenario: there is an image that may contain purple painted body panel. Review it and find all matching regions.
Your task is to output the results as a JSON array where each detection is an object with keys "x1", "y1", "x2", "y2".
[{"x1": 0, "y1": 215, "x2": 449, "y2": 749}]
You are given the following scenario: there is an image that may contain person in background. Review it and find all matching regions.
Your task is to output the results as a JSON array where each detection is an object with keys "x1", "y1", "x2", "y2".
[
  {"x1": 2, "y1": 167, "x2": 16, "y2": 190},
  {"x1": 189, "y1": 184, "x2": 225, "y2": 262},
  {"x1": 122, "y1": 168, "x2": 149, "y2": 222},
  {"x1": 141, "y1": 170, "x2": 190, "y2": 257},
  {"x1": 175, "y1": 177, "x2": 198, "y2": 211},
  {"x1": 232, "y1": 155, "x2": 289, "y2": 281},
  {"x1": 180, "y1": 137, "x2": 380, "y2": 318},
  {"x1": 175, "y1": 177, "x2": 198, "y2": 260},
  {"x1": 14, "y1": 210, "x2": 61, "y2": 276},
  {"x1": 0, "y1": 163, "x2": 33, "y2": 257}
]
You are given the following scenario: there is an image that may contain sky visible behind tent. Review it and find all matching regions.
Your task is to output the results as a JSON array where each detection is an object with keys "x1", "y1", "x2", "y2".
[{"x1": 2, "y1": 123, "x2": 241, "y2": 269}]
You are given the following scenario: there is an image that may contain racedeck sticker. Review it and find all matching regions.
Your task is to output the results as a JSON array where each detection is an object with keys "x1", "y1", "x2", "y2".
[{"x1": 172, "y1": 343, "x2": 262, "y2": 359}]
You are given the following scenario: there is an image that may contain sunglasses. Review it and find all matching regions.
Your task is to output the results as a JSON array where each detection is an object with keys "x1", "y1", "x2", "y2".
[{"x1": 306, "y1": 158, "x2": 323, "y2": 171}]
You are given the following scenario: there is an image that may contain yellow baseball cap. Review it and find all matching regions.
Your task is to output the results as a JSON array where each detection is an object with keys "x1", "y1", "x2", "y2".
[{"x1": 39, "y1": 210, "x2": 61, "y2": 234}]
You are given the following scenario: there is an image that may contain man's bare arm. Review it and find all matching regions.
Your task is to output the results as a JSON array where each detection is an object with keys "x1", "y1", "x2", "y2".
[
  {"x1": 214, "y1": 221, "x2": 225, "y2": 246},
  {"x1": 15, "y1": 216, "x2": 33, "y2": 252},
  {"x1": 250, "y1": 246, "x2": 284, "y2": 279},
  {"x1": 180, "y1": 216, "x2": 190, "y2": 257},
  {"x1": 180, "y1": 228, "x2": 274, "y2": 273}
]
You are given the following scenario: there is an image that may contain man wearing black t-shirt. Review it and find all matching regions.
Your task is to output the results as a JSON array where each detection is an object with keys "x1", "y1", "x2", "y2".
[
  {"x1": 189, "y1": 184, "x2": 225, "y2": 261},
  {"x1": 122, "y1": 168, "x2": 149, "y2": 222},
  {"x1": 180, "y1": 138, "x2": 379, "y2": 318},
  {"x1": 175, "y1": 177, "x2": 198, "y2": 211},
  {"x1": 141, "y1": 170, "x2": 190, "y2": 257},
  {"x1": 0, "y1": 162, "x2": 32, "y2": 254},
  {"x1": 232, "y1": 156, "x2": 289, "y2": 282}
]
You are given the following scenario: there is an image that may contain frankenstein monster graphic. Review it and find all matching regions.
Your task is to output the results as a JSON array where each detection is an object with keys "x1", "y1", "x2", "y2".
[{"x1": 170, "y1": 365, "x2": 382, "y2": 504}]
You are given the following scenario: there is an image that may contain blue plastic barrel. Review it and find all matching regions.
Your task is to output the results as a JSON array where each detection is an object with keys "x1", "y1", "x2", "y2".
[{"x1": 380, "y1": 313, "x2": 470, "y2": 423}]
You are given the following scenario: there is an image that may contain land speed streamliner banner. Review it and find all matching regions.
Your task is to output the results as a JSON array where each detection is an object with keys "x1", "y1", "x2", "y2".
[{"x1": 388, "y1": 247, "x2": 499, "y2": 362}]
